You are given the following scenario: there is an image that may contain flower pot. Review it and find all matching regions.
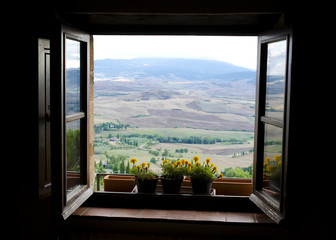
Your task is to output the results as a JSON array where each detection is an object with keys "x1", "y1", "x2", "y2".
[
  {"x1": 103, "y1": 175, "x2": 135, "y2": 192},
  {"x1": 212, "y1": 178, "x2": 252, "y2": 196},
  {"x1": 269, "y1": 176, "x2": 281, "y2": 191},
  {"x1": 161, "y1": 177, "x2": 184, "y2": 194},
  {"x1": 191, "y1": 178, "x2": 213, "y2": 195},
  {"x1": 135, "y1": 176, "x2": 158, "y2": 193}
]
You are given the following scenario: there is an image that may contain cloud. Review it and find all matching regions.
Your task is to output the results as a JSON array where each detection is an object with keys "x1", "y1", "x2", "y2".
[
  {"x1": 66, "y1": 39, "x2": 80, "y2": 68},
  {"x1": 93, "y1": 35, "x2": 257, "y2": 70},
  {"x1": 267, "y1": 40, "x2": 287, "y2": 76}
]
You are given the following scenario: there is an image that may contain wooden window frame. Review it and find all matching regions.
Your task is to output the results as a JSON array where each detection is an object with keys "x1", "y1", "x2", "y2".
[
  {"x1": 250, "y1": 28, "x2": 292, "y2": 224},
  {"x1": 38, "y1": 38, "x2": 52, "y2": 200},
  {"x1": 52, "y1": 25, "x2": 93, "y2": 220},
  {"x1": 51, "y1": 24, "x2": 293, "y2": 223}
]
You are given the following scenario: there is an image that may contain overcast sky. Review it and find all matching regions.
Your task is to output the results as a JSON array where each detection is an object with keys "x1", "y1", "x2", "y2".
[{"x1": 93, "y1": 35, "x2": 257, "y2": 70}]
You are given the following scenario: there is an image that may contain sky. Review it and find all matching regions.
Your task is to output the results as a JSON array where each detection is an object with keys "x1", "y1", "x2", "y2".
[
  {"x1": 66, "y1": 38, "x2": 81, "y2": 68},
  {"x1": 267, "y1": 40, "x2": 287, "y2": 75},
  {"x1": 93, "y1": 35, "x2": 257, "y2": 70}
]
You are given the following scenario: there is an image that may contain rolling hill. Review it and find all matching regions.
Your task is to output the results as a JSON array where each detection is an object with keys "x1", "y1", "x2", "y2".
[
  {"x1": 93, "y1": 58, "x2": 257, "y2": 131},
  {"x1": 94, "y1": 57, "x2": 255, "y2": 82},
  {"x1": 93, "y1": 58, "x2": 256, "y2": 97}
]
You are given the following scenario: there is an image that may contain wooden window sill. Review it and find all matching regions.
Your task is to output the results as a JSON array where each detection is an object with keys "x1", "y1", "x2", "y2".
[{"x1": 72, "y1": 207, "x2": 274, "y2": 224}]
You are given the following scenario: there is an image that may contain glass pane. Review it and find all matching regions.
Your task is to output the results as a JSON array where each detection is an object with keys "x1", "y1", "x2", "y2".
[
  {"x1": 66, "y1": 119, "x2": 81, "y2": 199},
  {"x1": 265, "y1": 40, "x2": 287, "y2": 120},
  {"x1": 66, "y1": 38, "x2": 81, "y2": 115},
  {"x1": 262, "y1": 124, "x2": 282, "y2": 201}
]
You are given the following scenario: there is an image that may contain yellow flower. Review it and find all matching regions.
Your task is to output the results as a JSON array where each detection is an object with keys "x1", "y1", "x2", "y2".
[
  {"x1": 147, "y1": 162, "x2": 151, "y2": 167},
  {"x1": 137, "y1": 165, "x2": 141, "y2": 171},
  {"x1": 130, "y1": 158, "x2": 137, "y2": 164},
  {"x1": 265, "y1": 157, "x2": 270, "y2": 164},
  {"x1": 181, "y1": 159, "x2": 186, "y2": 165},
  {"x1": 274, "y1": 155, "x2": 281, "y2": 161},
  {"x1": 195, "y1": 162, "x2": 200, "y2": 166},
  {"x1": 205, "y1": 158, "x2": 211, "y2": 164},
  {"x1": 212, "y1": 166, "x2": 218, "y2": 173},
  {"x1": 218, "y1": 173, "x2": 223, "y2": 178},
  {"x1": 278, "y1": 160, "x2": 282, "y2": 165},
  {"x1": 193, "y1": 156, "x2": 199, "y2": 162},
  {"x1": 162, "y1": 159, "x2": 169, "y2": 165},
  {"x1": 141, "y1": 162, "x2": 147, "y2": 168}
]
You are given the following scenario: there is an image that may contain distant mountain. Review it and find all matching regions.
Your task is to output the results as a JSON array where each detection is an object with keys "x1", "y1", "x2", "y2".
[
  {"x1": 93, "y1": 58, "x2": 257, "y2": 131},
  {"x1": 94, "y1": 58, "x2": 255, "y2": 82}
]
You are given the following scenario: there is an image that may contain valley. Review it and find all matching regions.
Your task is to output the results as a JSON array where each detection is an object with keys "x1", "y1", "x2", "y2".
[{"x1": 93, "y1": 58, "x2": 256, "y2": 176}]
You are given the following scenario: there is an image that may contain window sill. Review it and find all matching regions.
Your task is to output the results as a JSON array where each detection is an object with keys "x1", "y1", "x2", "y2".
[{"x1": 72, "y1": 207, "x2": 274, "y2": 224}]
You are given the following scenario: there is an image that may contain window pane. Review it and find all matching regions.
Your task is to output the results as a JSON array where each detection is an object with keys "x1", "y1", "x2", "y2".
[
  {"x1": 262, "y1": 124, "x2": 282, "y2": 201},
  {"x1": 265, "y1": 40, "x2": 287, "y2": 120},
  {"x1": 66, "y1": 119, "x2": 81, "y2": 199},
  {"x1": 66, "y1": 38, "x2": 81, "y2": 115}
]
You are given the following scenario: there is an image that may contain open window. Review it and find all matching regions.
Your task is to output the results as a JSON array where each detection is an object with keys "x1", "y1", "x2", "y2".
[
  {"x1": 52, "y1": 24, "x2": 292, "y2": 223},
  {"x1": 52, "y1": 25, "x2": 94, "y2": 220},
  {"x1": 250, "y1": 28, "x2": 292, "y2": 224}
]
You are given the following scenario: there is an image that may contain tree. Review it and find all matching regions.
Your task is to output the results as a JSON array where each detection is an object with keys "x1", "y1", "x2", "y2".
[
  {"x1": 225, "y1": 168, "x2": 235, "y2": 177},
  {"x1": 162, "y1": 149, "x2": 169, "y2": 157},
  {"x1": 95, "y1": 162, "x2": 106, "y2": 173},
  {"x1": 66, "y1": 129, "x2": 80, "y2": 171},
  {"x1": 126, "y1": 161, "x2": 130, "y2": 173},
  {"x1": 113, "y1": 164, "x2": 119, "y2": 173},
  {"x1": 150, "y1": 157, "x2": 156, "y2": 164},
  {"x1": 119, "y1": 160, "x2": 125, "y2": 173}
]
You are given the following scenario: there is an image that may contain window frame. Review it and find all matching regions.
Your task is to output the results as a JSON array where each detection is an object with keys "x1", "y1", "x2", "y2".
[
  {"x1": 250, "y1": 28, "x2": 292, "y2": 224},
  {"x1": 38, "y1": 38, "x2": 52, "y2": 200},
  {"x1": 64, "y1": 33, "x2": 88, "y2": 202},
  {"x1": 52, "y1": 25, "x2": 93, "y2": 220},
  {"x1": 52, "y1": 25, "x2": 293, "y2": 223}
]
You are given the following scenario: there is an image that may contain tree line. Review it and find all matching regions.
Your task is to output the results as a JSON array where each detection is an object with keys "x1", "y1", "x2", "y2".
[
  {"x1": 95, "y1": 152, "x2": 130, "y2": 174},
  {"x1": 112, "y1": 132, "x2": 245, "y2": 145},
  {"x1": 94, "y1": 121, "x2": 130, "y2": 133}
]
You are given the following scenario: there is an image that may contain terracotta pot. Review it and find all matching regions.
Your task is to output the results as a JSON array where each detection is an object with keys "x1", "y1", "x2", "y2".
[{"x1": 103, "y1": 175, "x2": 135, "y2": 192}]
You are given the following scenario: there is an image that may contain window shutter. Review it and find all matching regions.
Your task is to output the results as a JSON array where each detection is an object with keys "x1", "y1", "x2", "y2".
[{"x1": 38, "y1": 38, "x2": 52, "y2": 199}]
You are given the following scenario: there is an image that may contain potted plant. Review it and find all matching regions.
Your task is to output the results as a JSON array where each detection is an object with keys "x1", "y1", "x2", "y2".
[
  {"x1": 160, "y1": 159, "x2": 189, "y2": 194},
  {"x1": 130, "y1": 158, "x2": 158, "y2": 193},
  {"x1": 263, "y1": 155, "x2": 282, "y2": 190},
  {"x1": 188, "y1": 156, "x2": 218, "y2": 194}
]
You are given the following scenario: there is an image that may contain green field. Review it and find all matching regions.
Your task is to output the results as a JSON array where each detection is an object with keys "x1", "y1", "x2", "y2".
[
  {"x1": 94, "y1": 126, "x2": 254, "y2": 175},
  {"x1": 93, "y1": 81, "x2": 256, "y2": 177}
]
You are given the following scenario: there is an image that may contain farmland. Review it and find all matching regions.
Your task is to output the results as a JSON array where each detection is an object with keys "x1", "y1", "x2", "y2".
[
  {"x1": 93, "y1": 58, "x2": 256, "y2": 177},
  {"x1": 94, "y1": 126, "x2": 254, "y2": 174}
]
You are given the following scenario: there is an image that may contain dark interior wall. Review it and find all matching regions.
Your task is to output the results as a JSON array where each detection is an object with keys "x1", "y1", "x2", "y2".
[
  {"x1": 18, "y1": 1, "x2": 328, "y2": 239},
  {"x1": 18, "y1": 1, "x2": 55, "y2": 239}
]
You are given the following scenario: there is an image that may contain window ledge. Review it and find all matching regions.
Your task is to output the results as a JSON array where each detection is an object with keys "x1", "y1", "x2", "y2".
[{"x1": 72, "y1": 207, "x2": 274, "y2": 224}]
